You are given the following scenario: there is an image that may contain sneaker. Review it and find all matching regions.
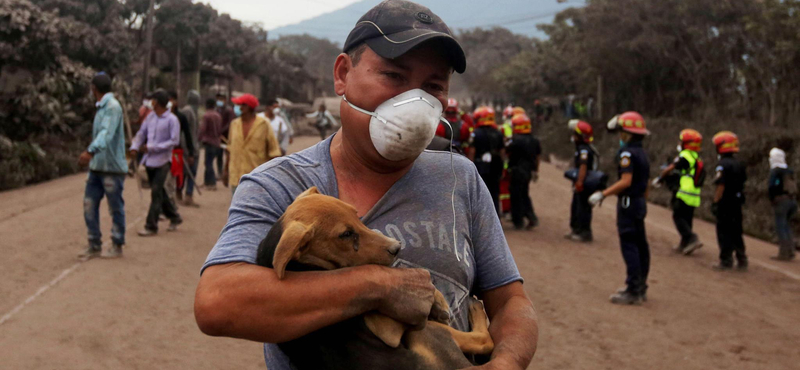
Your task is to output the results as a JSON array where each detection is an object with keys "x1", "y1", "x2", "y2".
[
  {"x1": 770, "y1": 254, "x2": 795, "y2": 262},
  {"x1": 712, "y1": 263, "x2": 733, "y2": 271},
  {"x1": 176, "y1": 192, "x2": 183, "y2": 201},
  {"x1": 137, "y1": 228, "x2": 157, "y2": 237},
  {"x1": 736, "y1": 262, "x2": 749, "y2": 272},
  {"x1": 682, "y1": 240, "x2": 703, "y2": 256},
  {"x1": 103, "y1": 244, "x2": 123, "y2": 258},
  {"x1": 673, "y1": 244, "x2": 684, "y2": 253},
  {"x1": 78, "y1": 246, "x2": 102, "y2": 259},
  {"x1": 526, "y1": 219, "x2": 539, "y2": 230},
  {"x1": 569, "y1": 233, "x2": 592, "y2": 243},
  {"x1": 609, "y1": 291, "x2": 643, "y2": 305},
  {"x1": 616, "y1": 287, "x2": 647, "y2": 302},
  {"x1": 184, "y1": 196, "x2": 200, "y2": 208},
  {"x1": 167, "y1": 217, "x2": 183, "y2": 232}
]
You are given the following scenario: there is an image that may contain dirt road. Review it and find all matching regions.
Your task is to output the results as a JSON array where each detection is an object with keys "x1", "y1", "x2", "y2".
[{"x1": 1, "y1": 136, "x2": 799, "y2": 369}]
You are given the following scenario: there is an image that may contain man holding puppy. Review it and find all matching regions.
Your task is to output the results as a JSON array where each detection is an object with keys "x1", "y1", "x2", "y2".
[{"x1": 194, "y1": 1, "x2": 538, "y2": 369}]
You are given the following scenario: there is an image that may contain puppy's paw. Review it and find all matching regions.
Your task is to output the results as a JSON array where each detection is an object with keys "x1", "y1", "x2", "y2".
[{"x1": 429, "y1": 290, "x2": 451, "y2": 325}]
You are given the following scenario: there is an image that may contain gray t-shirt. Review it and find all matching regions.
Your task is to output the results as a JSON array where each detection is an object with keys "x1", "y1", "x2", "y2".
[{"x1": 202, "y1": 135, "x2": 522, "y2": 369}]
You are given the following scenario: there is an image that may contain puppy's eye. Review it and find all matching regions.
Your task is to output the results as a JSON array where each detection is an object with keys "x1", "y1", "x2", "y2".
[{"x1": 339, "y1": 230, "x2": 354, "y2": 239}]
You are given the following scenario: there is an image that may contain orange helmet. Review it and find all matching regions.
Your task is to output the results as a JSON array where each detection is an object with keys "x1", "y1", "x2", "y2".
[
  {"x1": 569, "y1": 119, "x2": 593, "y2": 143},
  {"x1": 512, "y1": 106, "x2": 526, "y2": 117},
  {"x1": 445, "y1": 98, "x2": 459, "y2": 115},
  {"x1": 512, "y1": 114, "x2": 532, "y2": 134},
  {"x1": 502, "y1": 105, "x2": 514, "y2": 119},
  {"x1": 473, "y1": 106, "x2": 496, "y2": 127},
  {"x1": 607, "y1": 111, "x2": 649, "y2": 135},
  {"x1": 712, "y1": 131, "x2": 739, "y2": 154},
  {"x1": 679, "y1": 129, "x2": 703, "y2": 151}
]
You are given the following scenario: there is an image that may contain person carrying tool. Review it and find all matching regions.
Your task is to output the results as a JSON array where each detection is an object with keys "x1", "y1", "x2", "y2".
[
  {"x1": 589, "y1": 112, "x2": 651, "y2": 305},
  {"x1": 654, "y1": 129, "x2": 704, "y2": 255}
]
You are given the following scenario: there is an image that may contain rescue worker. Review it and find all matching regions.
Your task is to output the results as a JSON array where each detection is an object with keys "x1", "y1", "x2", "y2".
[
  {"x1": 589, "y1": 111, "x2": 651, "y2": 305},
  {"x1": 566, "y1": 120, "x2": 596, "y2": 242},
  {"x1": 470, "y1": 106, "x2": 505, "y2": 217},
  {"x1": 437, "y1": 98, "x2": 464, "y2": 147},
  {"x1": 654, "y1": 129, "x2": 704, "y2": 255},
  {"x1": 506, "y1": 114, "x2": 541, "y2": 230},
  {"x1": 711, "y1": 131, "x2": 748, "y2": 271},
  {"x1": 768, "y1": 148, "x2": 797, "y2": 261}
]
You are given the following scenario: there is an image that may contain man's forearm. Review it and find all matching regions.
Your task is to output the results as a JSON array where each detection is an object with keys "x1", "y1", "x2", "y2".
[
  {"x1": 195, "y1": 263, "x2": 385, "y2": 344},
  {"x1": 486, "y1": 296, "x2": 538, "y2": 369}
]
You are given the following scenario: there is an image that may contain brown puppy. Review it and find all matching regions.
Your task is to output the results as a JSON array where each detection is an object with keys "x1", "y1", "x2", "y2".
[{"x1": 256, "y1": 187, "x2": 494, "y2": 370}]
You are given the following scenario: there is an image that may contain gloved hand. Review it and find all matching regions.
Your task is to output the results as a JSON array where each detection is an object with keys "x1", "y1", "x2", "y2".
[
  {"x1": 588, "y1": 191, "x2": 605, "y2": 206},
  {"x1": 532, "y1": 171, "x2": 539, "y2": 183},
  {"x1": 711, "y1": 202, "x2": 719, "y2": 217},
  {"x1": 651, "y1": 177, "x2": 662, "y2": 189}
]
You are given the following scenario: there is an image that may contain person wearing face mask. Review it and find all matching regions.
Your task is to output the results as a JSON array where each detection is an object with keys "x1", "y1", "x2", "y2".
[
  {"x1": 168, "y1": 91, "x2": 197, "y2": 203},
  {"x1": 130, "y1": 89, "x2": 183, "y2": 236},
  {"x1": 194, "y1": 2, "x2": 538, "y2": 370},
  {"x1": 260, "y1": 99, "x2": 292, "y2": 155},
  {"x1": 223, "y1": 93, "x2": 281, "y2": 195},
  {"x1": 768, "y1": 147, "x2": 798, "y2": 261},
  {"x1": 306, "y1": 103, "x2": 338, "y2": 140},
  {"x1": 589, "y1": 112, "x2": 651, "y2": 305},
  {"x1": 215, "y1": 93, "x2": 234, "y2": 177},
  {"x1": 180, "y1": 90, "x2": 202, "y2": 207}
]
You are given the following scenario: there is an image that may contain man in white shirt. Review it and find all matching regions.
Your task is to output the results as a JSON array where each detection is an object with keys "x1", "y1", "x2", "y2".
[{"x1": 262, "y1": 99, "x2": 292, "y2": 155}]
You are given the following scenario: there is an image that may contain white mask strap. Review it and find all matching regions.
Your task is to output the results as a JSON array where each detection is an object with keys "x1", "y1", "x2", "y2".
[
  {"x1": 342, "y1": 94, "x2": 387, "y2": 124},
  {"x1": 439, "y1": 117, "x2": 460, "y2": 262}
]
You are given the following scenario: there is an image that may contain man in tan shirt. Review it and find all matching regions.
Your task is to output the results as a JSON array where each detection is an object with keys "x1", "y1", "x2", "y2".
[{"x1": 223, "y1": 94, "x2": 281, "y2": 194}]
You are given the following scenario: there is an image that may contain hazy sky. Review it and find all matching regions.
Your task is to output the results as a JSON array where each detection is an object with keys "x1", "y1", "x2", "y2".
[{"x1": 204, "y1": 0, "x2": 362, "y2": 30}]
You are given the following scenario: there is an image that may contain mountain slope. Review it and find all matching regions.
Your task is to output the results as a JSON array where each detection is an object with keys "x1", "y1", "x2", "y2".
[{"x1": 269, "y1": 0, "x2": 580, "y2": 45}]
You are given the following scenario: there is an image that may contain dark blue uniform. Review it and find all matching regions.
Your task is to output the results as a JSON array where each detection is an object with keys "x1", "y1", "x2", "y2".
[
  {"x1": 570, "y1": 143, "x2": 596, "y2": 239},
  {"x1": 472, "y1": 126, "x2": 505, "y2": 216},
  {"x1": 507, "y1": 133, "x2": 541, "y2": 228},
  {"x1": 714, "y1": 155, "x2": 748, "y2": 267},
  {"x1": 616, "y1": 140, "x2": 650, "y2": 296}
]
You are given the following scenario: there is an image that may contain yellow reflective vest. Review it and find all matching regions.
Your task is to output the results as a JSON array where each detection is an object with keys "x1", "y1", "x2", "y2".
[{"x1": 676, "y1": 149, "x2": 701, "y2": 207}]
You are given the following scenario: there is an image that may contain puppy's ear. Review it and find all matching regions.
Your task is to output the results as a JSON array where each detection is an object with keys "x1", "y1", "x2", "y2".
[
  {"x1": 296, "y1": 186, "x2": 320, "y2": 199},
  {"x1": 273, "y1": 221, "x2": 314, "y2": 279}
]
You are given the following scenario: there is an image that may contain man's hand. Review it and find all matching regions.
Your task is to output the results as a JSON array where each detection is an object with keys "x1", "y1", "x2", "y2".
[
  {"x1": 575, "y1": 181, "x2": 584, "y2": 193},
  {"x1": 375, "y1": 267, "x2": 436, "y2": 330},
  {"x1": 651, "y1": 177, "x2": 662, "y2": 189},
  {"x1": 187, "y1": 156, "x2": 196, "y2": 166},
  {"x1": 140, "y1": 144, "x2": 148, "y2": 153},
  {"x1": 289, "y1": 136, "x2": 294, "y2": 145},
  {"x1": 129, "y1": 150, "x2": 138, "y2": 158},
  {"x1": 78, "y1": 151, "x2": 93, "y2": 167},
  {"x1": 588, "y1": 191, "x2": 605, "y2": 206}
]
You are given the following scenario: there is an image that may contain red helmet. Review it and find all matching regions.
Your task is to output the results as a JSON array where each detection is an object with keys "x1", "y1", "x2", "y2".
[
  {"x1": 502, "y1": 105, "x2": 514, "y2": 119},
  {"x1": 473, "y1": 106, "x2": 496, "y2": 127},
  {"x1": 512, "y1": 106, "x2": 526, "y2": 117},
  {"x1": 445, "y1": 98, "x2": 459, "y2": 115},
  {"x1": 608, "y1": 111, "x2": 649, "y2": 135},
  {"x1": 712, "y1": 131, "x2": 739, "y2": 154},
  {"x1": 569, "y1": 119, "x2": 593, "y2": 143},
  {"x1": 679, "y1": 129, "x2": 703, "y2": 151},
  {"x1": 512, "y1": 114, "x2": 532, "y2": 134}
]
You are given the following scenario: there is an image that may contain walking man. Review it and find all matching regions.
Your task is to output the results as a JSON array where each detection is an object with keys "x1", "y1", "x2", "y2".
[
  {"x1": 654, "y1": 129, "x2": 704, "y2": 255},
  {"x1": 261, "y1": 99, "x2": 292, "y2": 156},
  {"x1": 590, "y1": 112, "x2": 651, "y2": 305},
  {"x1": 200, "y1": 98, "x2": 223, "y2": 191},
  {"x1": 566, "y1": 120, "x2": 596, "y2": 242},
  {"x1": 181, "y1": 90, "x2": 201, "y2": 207},
  {"x1": 711, "y1": 131, "x2": 748, "y2": 270},
  {"x1": 215, "y1": 93, "x2": 234, "y2": 176},
  {"x1": 306, "y1": 103, "x2": 337, "y2": 140},
  {"x1": 223, "y1": 93, "x2": 281, "y2": 194},
  {"x1": 470, "y1": 106, "x2": 505, "y2": 217},
  {"x1": 506, "y1": 114, "x2": 540, "y2": 229},
  {"x1": 768, "y1": 147, "x2": 798, "y2": 261},
  {"x1": 78, "y1": 72, "x2": 128, "y2": 258},
  {"x1": 168, "y1": 91, "x2": 197, "y2": 203},
  {"x1": 130, "y1": 89, "x2": 182, "y2": 236}
]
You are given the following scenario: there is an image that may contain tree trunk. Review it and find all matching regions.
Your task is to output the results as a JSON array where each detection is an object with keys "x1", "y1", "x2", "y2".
[
  {"x1": 194, "y1": 37, "x2": 201, "y2": 92},
  {"x1": 176, "y1": 43, "x2": 181, "y2": 104},
  {"x1": 141, "y1": 0, "x2": 155, "y2": 99}
]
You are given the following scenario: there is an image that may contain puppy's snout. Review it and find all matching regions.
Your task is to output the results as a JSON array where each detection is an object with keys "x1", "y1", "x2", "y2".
[{"x1": 387, "y1": 242, "x2": 401, "y2": 256}]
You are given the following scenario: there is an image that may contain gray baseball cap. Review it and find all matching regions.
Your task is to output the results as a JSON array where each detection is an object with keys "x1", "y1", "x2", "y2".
[{"x1": 343, "y1": 0, "x2": 467, "y2": 73}]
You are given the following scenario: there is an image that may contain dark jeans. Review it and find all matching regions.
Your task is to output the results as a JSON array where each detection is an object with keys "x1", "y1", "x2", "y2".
[
  {"x1": 215, "y1": 145, "x2": 224, "y2": 175},
  {"x1": 618, "y1": 197, "x2": 650, "y2": 295},
  {"x1": 509, "y1": 167, "x2": 537, "y2": 228},
  {"x1": 570, "y1": 190, "x2": 593, "y2": 238},
  {"x1": 774, "y1": 198, "x2": 798, "y2": 257},
  {"x1": 477, "y1": 164, "x2": 502, "y2": 218},
  {"x1": 84, "y1": 171, "x2": 126, "y2": 247},
  {"x1": 184, "y1": 155, "x2": 199, "y2": 196},
  {"x1": 145, "y1": 164, "x2": 181, "y2": 231},
  {"x1": 204, "y1": 144, "x2": 220, "y2": 186},
  {"x1": 716, "y1": 201, "x2": 747, "y2": 266},
  {"x1": 672, "y1": 198, "x2": 698, "y2": 247}
]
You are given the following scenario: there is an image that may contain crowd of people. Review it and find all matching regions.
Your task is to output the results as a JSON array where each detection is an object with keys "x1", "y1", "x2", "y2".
[{"x1": 77, "y1": 73, "x2": 346, "y2": 257}]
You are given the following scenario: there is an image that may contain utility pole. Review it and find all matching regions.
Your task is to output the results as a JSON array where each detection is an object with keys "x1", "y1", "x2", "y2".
[
  {"x1": 176, "y1": 43, "x2": 181, "y2": 103},
  {"x1": 142, "y1": 0, "x2": 156, "y2": 99}
]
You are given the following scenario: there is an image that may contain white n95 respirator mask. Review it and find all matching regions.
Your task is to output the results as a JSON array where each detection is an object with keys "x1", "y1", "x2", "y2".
[{"x1": 343, "y1": 89, "x2": 443, "y2": 161}]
